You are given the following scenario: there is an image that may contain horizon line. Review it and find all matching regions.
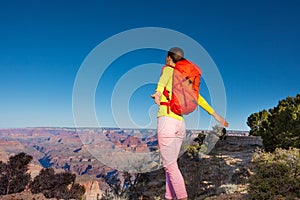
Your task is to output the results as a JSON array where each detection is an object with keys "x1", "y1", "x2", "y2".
[{"x1": 0, "y1": 126, "x2": 250, "y2": 132}]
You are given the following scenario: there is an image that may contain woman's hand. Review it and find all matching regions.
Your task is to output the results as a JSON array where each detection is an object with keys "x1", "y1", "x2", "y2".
[
  {"x1": 212, "y1": 112, "x2": 229, "y2": 127},
  {"x1": 151, "y1": 91, "x2": 161, "y2": 105}
]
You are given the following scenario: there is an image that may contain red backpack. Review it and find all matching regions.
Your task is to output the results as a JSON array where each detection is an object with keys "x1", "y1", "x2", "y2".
[{"x1": 161, "y1": 59, "x2": 202, "y2": 115}]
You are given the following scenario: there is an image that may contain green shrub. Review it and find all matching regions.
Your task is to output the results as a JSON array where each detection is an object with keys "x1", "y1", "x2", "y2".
[
  {"x1": 186, "y1": 132, "x2": 206, "y2": 159},
  {"x1": 248, "y1": 148, "x2": 300, "y2": 199}
]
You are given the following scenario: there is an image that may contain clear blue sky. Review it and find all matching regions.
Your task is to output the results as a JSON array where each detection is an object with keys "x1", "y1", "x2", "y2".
[{"x1": 1, "y1": 0, "x2": 299, "y2": 130}]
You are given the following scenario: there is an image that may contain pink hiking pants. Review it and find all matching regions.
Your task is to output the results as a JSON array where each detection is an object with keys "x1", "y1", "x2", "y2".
[{"x1": 157, "y1": 116, "x2": 188, "y2": 199}]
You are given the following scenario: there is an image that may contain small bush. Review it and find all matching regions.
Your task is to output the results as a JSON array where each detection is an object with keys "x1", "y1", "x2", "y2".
[
  {"x1": 30, "y1": 168, "x2": 85, "y2": 199},
  {"x1": 186, "y1": 132, "x2": 206, "y2": 159},
  {"x1": 248, "y1": 148, "x2": 300, "y2": 199}
]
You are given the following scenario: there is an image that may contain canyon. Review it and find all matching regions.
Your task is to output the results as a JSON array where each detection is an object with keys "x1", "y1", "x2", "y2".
[{"x1": 0, "y1": 127, "x2": 255, "y2": 199}]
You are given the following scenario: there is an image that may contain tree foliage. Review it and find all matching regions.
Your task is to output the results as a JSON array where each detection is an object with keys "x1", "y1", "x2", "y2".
[
  {"x1": 0, "y1": 152, "x2": 85, "y2": 199},
  {"x1": 248, "y1": 148, "x2": 300, "y2": 199},
  {"x1": 30, "y1": 168, "x2": 85, "y2": 200},
  {"x1": 0, "y1": 152, "x2": 32, "y2": 195},
  {"x1": 247, "y1": 94, "x2": 300, "y2": 152}
]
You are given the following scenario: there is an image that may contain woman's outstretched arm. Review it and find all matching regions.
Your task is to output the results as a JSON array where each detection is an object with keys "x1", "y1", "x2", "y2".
[{"x1": 198, "y1": 94, "x2": 229, "y2": 127}]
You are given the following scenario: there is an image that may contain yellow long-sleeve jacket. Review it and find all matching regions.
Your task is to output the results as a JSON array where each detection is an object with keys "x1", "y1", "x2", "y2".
[{"x1": 155, "y1": 65, "x2": 215, "y2": 121}]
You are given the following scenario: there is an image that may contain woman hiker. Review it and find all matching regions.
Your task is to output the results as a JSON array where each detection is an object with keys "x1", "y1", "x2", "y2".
[{"x1": 151, "y1": 47, "x2": 228, "y2": 200}]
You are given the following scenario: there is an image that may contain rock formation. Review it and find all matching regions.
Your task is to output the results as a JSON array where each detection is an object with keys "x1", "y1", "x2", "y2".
[{"x1": 80, "y1": 180, "x2": 103, "y2": 200}]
